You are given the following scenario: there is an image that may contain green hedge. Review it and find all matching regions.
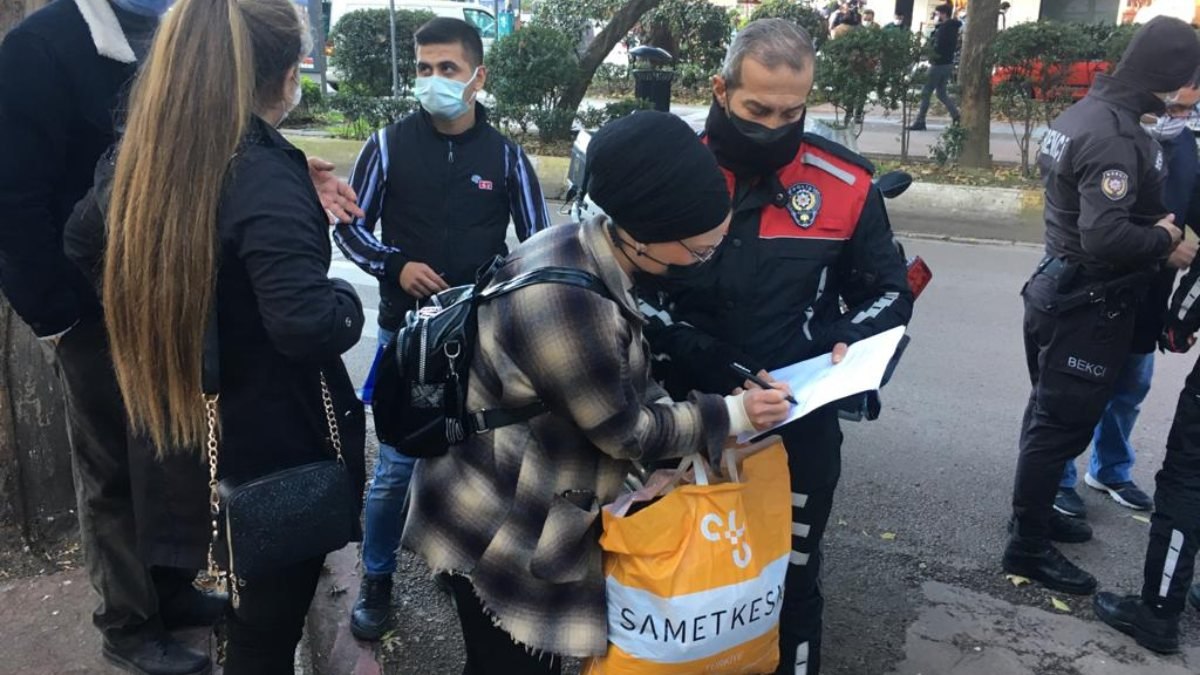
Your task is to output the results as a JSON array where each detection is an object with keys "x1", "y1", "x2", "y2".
[{"x1": 329, "y1": 8, "x2": 436, "y2": 96}]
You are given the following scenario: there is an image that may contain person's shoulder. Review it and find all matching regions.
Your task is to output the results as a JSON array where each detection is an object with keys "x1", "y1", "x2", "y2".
[
  {"x1": 800, "y1": 133, "x2": 876, "y2": 182},
  {"x1": 4, "y1": 0, "x2": 87, "y2": 52}
]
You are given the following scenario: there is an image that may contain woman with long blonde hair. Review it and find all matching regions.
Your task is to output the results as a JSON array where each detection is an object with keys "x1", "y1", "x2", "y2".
[{"x1": 65, "y1": 0, "x2": 367, "y2": 670}]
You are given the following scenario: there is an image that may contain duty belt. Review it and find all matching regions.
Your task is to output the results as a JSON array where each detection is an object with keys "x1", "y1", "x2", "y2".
[{"x1": 1036, "y1": 256, "x2": 1156, "y2": 314}]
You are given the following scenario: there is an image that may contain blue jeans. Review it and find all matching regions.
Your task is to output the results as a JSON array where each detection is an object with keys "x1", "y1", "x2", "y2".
[
  {"x1": 1061, "y1": 352, "x2": 1154, "y2": 489},
  {"x1": 362, "y1": 327, "x2": 418, "y2": 576}
]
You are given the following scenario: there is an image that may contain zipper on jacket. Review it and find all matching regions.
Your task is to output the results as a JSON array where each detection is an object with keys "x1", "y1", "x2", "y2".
[
  {"x1": 447, "y1": 140, "x2": 455, "y2": 164},
  {"x1": 225, "y1": 516, "x2": 242, "y2": 608}
]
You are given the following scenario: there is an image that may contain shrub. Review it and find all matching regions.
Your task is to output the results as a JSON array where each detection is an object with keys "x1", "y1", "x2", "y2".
[
  {"x1": 816, "y1": 28, "x2": 885, "y2": 131},
  {"x1": 329, "y1": 9, "x2": 436, "y2": 96},
  {"x1": 1102, "y1": 23, "x2": 1139, "y2": 69},
  {"x1": 487, "y1": 24, "x2": 581, "y2": 141},
  {"x1": 576, "y1": 97, "x2": 652, "y2": 129},
  {"x1": 637, "y1": 0, "x2": 732, "y2": 76},
  {"x1": 750, "y1": 0, "x2": 829, "y2": 50},
  {"x1": 329, "y1": 94, "x2": 418, "y2": 140},
  {"x1": 991, "y1": 21, "x2": 1090, "y2": 175},
  {"x1": 532, "y1": 0, "x2": 623, "y2": 53},
  {"x1": 283, "y1": 78, "x2": 328, "y2": 127}
]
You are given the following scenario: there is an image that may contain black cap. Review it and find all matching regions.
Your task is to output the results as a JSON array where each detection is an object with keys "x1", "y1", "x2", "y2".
[
  {"x1": 585, "y1": 111, "x2": 730, "y2": 244},
  {"x1": 1113, "y1": 16, "x2": 1200, "y2": 93}
]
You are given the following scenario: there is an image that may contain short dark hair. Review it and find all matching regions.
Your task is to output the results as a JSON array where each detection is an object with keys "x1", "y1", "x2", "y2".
[
  {"x1": 935, "y1": 3, "x2": 953, "y2": 17},
  {"x1": 414, "y1": 17, "x2": 484, "y2": 68}
]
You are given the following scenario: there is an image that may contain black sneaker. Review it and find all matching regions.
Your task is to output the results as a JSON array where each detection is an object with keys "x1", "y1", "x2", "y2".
[
  {"x1": 1093, "y1": 592, "x2": 1180, "y2": 654},
  {"x1": 1002, "y1": 537, "x2": 1097, "y2": 595},
  {"x1": 907, "y1": 121, "x2": 927, "y2": 131},
  {"x1": 1084, "y1": 473, "x2": 1153, "y2": 511},
  {"x1": 102, "y1": 633, "x2": 211, "y2": 675},
  {"x1": 350, "y1": 573, "x2": 393, "y2": 641},
  {"x1": 1053, "y1": 487, "x2": 1088, "y2": 518},
  {"x1": 1190, "y1": 584, "x2": 1200, "y2": 612}
]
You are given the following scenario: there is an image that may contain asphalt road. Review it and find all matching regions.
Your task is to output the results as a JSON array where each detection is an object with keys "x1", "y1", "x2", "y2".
[{"x1": 329, "y1": 213, "x2": 1200, "y2": 674}]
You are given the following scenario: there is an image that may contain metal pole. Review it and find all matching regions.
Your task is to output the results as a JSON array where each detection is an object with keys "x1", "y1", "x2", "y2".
[
  {"x1": 307, "y1": 0, "x2": 327, "y2": 92},
  {"x1": 389, "y1": 0, "x2": 398, "y2": 98}
]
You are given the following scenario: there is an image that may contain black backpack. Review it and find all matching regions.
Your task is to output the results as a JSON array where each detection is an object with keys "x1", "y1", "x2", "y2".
[{"x1": 372, "y1": 257, "x2": 612, "y2": 458}]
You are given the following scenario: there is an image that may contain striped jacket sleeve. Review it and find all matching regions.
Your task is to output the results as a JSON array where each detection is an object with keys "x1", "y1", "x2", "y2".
[
  {"x1": 332, "y1": 128, "x2": 399, "y2": 280},
  {"x1": 1168, "y1": 263, "x2": 1200, "y2": 336},
  {"x1": 506, "y1": 142, "x2": 551, "y2": 242}
]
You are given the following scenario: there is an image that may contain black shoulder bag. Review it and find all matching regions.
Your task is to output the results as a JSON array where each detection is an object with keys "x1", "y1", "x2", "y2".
[{"x1": 202, "y1": 301, "x2": 358, "y2": 608}]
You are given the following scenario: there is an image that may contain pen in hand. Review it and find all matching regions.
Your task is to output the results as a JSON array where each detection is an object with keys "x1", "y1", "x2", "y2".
[{"x1": 730, "y1": 363, "x2": 799, "y2": 405}]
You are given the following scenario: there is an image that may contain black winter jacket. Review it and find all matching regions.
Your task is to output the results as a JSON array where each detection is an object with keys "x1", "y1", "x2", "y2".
[{"x1": 65, "y1": 117, "x2": 368, "y2": 496}]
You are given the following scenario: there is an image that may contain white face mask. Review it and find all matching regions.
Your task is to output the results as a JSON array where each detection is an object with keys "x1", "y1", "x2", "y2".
[{"x1": 1142, "y1": 115, "x2": 1190, "y2": 141}]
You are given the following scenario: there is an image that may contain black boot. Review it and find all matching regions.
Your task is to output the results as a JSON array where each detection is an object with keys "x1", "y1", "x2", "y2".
[
  {"x1": 1093, "y1": 592, "x2": 1180, "y2": 654},
  {"x1": 350, "y1": 573, "x2": 393, "y2": 641},
  {"x1": 1002, "y1": 537, "x2": 1097, "y2": 594},
  {"x1": 160, "y1": 585, "x2": 228, "y2": 631},
  {"x1": 1008, "y1": 512, "x2": 1092, "y2": 544},
  {"x1": 907, "y1": 121, "x2": 927, "y2": 131},
  {"x1": 102, "y1": 632, "x2": 211, "y2": 675}
]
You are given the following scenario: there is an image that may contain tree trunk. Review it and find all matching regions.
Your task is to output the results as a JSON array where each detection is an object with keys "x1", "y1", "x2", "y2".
[
  {"x1": 957, "y1": 0, "x2": 999, "y2": 169},
  {"x1": 1, "y1": 0, "x2": 76, "y2": 543},
  {"x1": 555, "y1": 0, "x2": 664, "y2": 116}
]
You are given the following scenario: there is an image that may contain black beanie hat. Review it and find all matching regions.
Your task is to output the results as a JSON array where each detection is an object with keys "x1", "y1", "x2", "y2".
[
  {"x1": 1113, "y1": 16, "x2": 1200, "y2": 93},
  {"x1": 585, "y1": 111, "x2": 731, "y2": 244}
]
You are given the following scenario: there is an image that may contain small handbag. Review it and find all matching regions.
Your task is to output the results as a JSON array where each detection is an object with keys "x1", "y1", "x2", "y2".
[{"x1": 202, "y1": 306, "x2": 358, "y2": 608}]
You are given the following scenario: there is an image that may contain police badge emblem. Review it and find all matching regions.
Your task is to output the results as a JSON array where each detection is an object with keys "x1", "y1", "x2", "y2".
[
  {"x1": 786, "y1": 183, "x2": 822, "y2": 228},
  {"x1": 1101, "y1": 170, "x2": 1129, "y2": 201}
]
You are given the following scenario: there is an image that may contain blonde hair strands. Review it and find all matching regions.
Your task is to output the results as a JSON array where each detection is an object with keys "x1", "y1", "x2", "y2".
[{"x1": 103, "y1": 0, "x2": 304, "y2": 453}]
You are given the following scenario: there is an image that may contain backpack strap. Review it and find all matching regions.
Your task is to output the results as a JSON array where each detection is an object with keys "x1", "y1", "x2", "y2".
[{"x1": 466, "y1": 266, "x2": 613, "y2": 435}]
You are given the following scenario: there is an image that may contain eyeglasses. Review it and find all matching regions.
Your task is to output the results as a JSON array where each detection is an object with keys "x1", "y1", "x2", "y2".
[{"x1": 678, "y1": 235, "x2": 725, "y2": 264}]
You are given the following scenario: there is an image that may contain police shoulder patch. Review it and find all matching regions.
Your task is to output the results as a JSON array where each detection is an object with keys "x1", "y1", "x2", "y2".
[
  {"x1": 1101, "y1": 169, "x2": 1129, "y2": 201},
  {"x1": 786, "y1": 183, "x2": 822, "y2": 229}
]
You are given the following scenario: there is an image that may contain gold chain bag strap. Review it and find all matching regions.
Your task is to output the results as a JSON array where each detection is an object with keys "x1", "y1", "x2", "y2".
[{"x1": 202, "y1": 302, "x2": 357, "y2": 609}]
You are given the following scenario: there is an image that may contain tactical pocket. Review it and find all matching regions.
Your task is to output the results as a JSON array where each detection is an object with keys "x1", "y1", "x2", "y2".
[
  {"x1": 529, "y1": 493, "x2": 600, "y2": 584},
  {"x1": 1044, "y1": 304, "x2": 1132, "y2": 386}
]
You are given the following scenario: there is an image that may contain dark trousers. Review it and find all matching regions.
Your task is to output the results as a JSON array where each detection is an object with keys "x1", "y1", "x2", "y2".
[
  {"x1": 1012, "y1": 268, "x2": 1138, "y2": 539},
  {"x1": 446, "y1": 574, "x2": 561, "y2": 675},
  {"x1": 775, "y1": 407, "x2": 843, "y2": 675},
  {"x1": 915, "y1": 63, "x2": 960, "y2": 123},
  {"x1": 223, "y1": 555, "x2": 324, "y2": 674},
  {"x1": 55, "y1": 320, "x2": 163, "y2": 643},
  {"x1": 1141, "y1": 357, "x2": 1200, "y2": 614}
]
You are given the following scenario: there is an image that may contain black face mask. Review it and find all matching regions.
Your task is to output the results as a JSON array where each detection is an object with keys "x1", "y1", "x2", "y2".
[{"x1": 705, "y1": 98, "x2": 805, "y2": 177}]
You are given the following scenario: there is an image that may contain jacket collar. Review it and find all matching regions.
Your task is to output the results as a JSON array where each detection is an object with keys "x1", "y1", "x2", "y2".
[
  {"x1": 241, "y1": 115, "x2": 308, "y2": 164},
  {"x1": 1088, "y1": 73, "x2": 1166, "y2": 117},
  {"x1": 578, "y1": 216, "x2": 644, "y2": 322},
  {"x1": 74, "y1": 0, "x2": 137, "y2": 64},
  {"x1": 416, "y1": 102, "x2": 491, "y2": 142}
]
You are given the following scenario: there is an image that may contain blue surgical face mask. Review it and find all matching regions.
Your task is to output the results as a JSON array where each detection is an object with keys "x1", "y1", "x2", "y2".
[
  {"x1": 110, "y1": 0, "x2": 174, "y2": 17},
  {"x1": 414, "y1": 68, "x2": 480, "y2": 121},
  {"x1": 1142, "y1": 115, "x2": 1190, "y2": 141}
]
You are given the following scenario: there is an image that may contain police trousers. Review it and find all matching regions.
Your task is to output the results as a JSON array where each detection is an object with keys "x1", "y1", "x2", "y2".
[
  {"x1": 1012, "y1": 267, "x2": 1138, "y2": 540},
  {"x1": 775, "y1": 406, "x2": 842, "y2": 675},
  {"x1": 1141, "y1": 356, "x2": 1200, "y2": 615}
]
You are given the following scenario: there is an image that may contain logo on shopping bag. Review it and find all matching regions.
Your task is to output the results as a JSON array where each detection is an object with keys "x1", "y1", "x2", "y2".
[{"x1": 701, "y1": 510, "x2": 752, "y2": 569}]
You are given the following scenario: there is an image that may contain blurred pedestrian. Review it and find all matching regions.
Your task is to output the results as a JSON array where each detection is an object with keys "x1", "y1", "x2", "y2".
[
  {"x1": 861, "y1": 8, "x2": 879, "y2": 29},
  {"x1": 1002, "y1": 16, "x2": 1200, "y2": 598},
  {"x1": 907, "y1": 3, "x2": 961, "y2": 131},
  {"x1": 63, "y1": 0, "x2": 368, "y2": 671},
  {"x1": 332, "y1": 16, "x2": 549, "y2": 642},
  {"x1": 402, "y1": 111, "x2": 793, "y2": 675}
]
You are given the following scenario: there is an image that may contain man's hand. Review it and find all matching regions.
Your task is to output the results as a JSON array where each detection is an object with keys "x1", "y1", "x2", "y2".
[
  {"x1": 741, "y1": 387, "x2": 792, "y2": 430},
  {"x1": 308, "y1": 157, "x2": 364, "y2": 225},
  {"x1": 1156, "y1": 214, "x2": 1184, "y2": 248},
  {"x1": 1167, "y1": 240, "x2": 1198, "y2": 270},
  {"x1": 1161, "y1": 325, "x2": 1197, "y2": 353},
  {"x1": 400, "y1": 262, "x2": 450, "y2": 298},
  {"x1": 832, "y1": 342, "x2": 849, "y2": 364}
]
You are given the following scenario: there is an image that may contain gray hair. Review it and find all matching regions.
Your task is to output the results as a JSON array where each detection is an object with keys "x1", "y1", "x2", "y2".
[{"x1": 720, "y1": 19, "x2": 816, "y2": 90}]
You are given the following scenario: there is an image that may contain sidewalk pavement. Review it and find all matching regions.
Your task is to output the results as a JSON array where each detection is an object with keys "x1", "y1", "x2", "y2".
[
  {"x1": 583, "y1": 98, "x2": 1039, "y2": 165},
  {"x1": 0, "y1": 543, "x2": 379, "y2": 675}
]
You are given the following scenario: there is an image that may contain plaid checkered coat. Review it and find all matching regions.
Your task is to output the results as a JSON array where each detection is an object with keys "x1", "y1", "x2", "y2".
[{"x1": 403, "y1": 217, "x2": 731, "y2": 657}]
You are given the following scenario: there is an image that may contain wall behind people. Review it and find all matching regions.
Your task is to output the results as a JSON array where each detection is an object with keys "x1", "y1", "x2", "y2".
[{"x1": 0, "y1": 0, "x2": 75, "y2": 543}]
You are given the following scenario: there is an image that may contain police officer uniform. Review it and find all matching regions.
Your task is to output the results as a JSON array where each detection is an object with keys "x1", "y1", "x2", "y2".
[
  {"x1": 1004, "y1": 17, "x2": 1200, "y2": 596},
  {"x1": 639, "y1": 101, "x2": 913, "y2": 675}
]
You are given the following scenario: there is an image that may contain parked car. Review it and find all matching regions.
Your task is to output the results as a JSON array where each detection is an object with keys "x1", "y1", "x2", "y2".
[
  {"x1": 324, "y1": 0, "x2": 498, "y2": 89},
  {"x1": 991, "y1": 59, "x2": 1109, "y2": 102}
]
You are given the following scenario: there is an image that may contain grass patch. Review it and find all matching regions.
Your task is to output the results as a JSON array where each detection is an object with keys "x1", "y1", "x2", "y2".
[{"x1": 283, "y1": 135, "x2": 366, "y2": 175}]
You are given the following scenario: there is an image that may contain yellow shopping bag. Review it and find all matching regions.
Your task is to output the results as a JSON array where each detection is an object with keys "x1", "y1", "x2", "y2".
[{"x1": 584, "y1": 437, "x2": 792, "y2": 675}]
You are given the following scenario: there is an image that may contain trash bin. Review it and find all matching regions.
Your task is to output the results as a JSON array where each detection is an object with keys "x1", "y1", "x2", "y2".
[{"x1": 629, "y1": 46, "x2": 674, "y2": 112}]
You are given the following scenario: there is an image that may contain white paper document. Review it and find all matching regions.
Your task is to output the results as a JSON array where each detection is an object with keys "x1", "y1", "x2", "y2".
[{"x1": 738, "y1": 326, "x2": 907, "y2": 442}]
